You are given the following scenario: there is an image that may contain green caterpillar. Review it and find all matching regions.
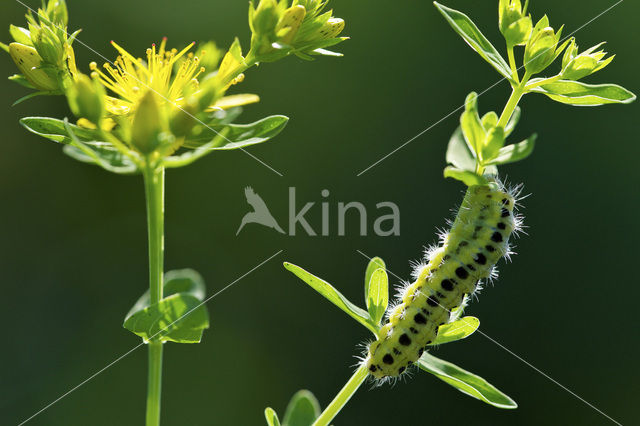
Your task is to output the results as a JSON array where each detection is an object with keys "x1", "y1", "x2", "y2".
[{"x1": 366, "y1": 182, "x2": 521, "y2": 380}]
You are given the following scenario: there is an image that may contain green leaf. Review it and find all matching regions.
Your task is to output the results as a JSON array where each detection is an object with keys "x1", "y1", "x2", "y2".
[
  {"x1": 444, "y1": 166, "x2": 488, "y2": 187},
  {"x1": 181, "y1": 115, "x2": 289, "y2": 149},
  {"x1": 418, "y1": 353, "x2": 517, "y2": 409},
  {"x1": 124, "y1": 269, "x2": 210, "y2": 344},
  {"x1": 364, "y1": 257, "x2": 386, "y2": 290},
  {"x1": 9, "y1": 25, "x2": 32, "y2": 45},
  {"x1": 264, "y1": 408, "x2": 281, "y2": 426},
  {"x1": 530, "y1": 80, "x2": 636, "y2": 106},
  {"x1": 504, "y1": 106, "x2": 521, "y2": 137},
  {"x1": 366, "y1": 268, "x2": 388, "y2": 326},
  {"x1": 446, "y1": 127, "x2": 476, "y2": 172},
  {"x1": 430, "y1": 316, "x2": 479, "y2": 345},
  {"x1": 20, "y1": 116, "x2": 104, "y2": 145},
  {"x1": 282, "y1": 390, "x2": 320, "y2": 426},
  {"x1": 284, "y1": 262, "x2": 379, "y2": 336},
  {"x1": 460, "y1": 92, "x2": 485, "y2": 157},
  {"x1": 364, "y1": 256, "x2": 385, "y2": 302},
  {"x1": 63, "y1": 143, "x2": 139, "y2": 174},
  {"x1": 485, "y1": 134, "x2": 536, "y2": 166},
  {"x1": 434, "y1": 2, "x2": 513, "y2": 81},
  {"x1": 61, "y1": 119, "x2": 139, "y2": 174},
  {"x1": 8, "y1": 74, "x2": 36, "y2": 89},
  {"x1": 165, "y1": 115, "x2": 290, "y2": 167}
]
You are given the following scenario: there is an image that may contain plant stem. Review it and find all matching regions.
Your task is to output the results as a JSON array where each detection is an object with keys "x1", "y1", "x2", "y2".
[
  {"x1": 313, "y1": 365, "x2": 369, "y2": 426},
  {"x1": 146, "y1": 342, "x2": 164, "y2": 426},
  {"x1": 142, "y1": 163, "x2": 165, "y2": 426},
  {"x1": 497, "y1": 83, "x2": 526, "y2": 129},
  {"x1": 507, "y1": 45, "x2": 520, "y2": 84}
]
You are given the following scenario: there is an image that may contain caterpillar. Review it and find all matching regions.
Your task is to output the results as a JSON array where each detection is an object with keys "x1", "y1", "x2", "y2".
[{"x1": 365, "y1": 182, "x2": 522, "y2": 380}]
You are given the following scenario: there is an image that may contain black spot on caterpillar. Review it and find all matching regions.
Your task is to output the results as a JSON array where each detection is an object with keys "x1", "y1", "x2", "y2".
[{"x1": 365, "y1": 183, "x2": 522, "y2": 380}]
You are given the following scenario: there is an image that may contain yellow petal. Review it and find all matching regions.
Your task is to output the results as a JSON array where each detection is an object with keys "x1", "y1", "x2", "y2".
[
  {"x1": 104, "y1": 96, "x2": 133, "y2": 115},
  {"x1": 208, "y1": 93, "x2": 260, "y2": 111}
]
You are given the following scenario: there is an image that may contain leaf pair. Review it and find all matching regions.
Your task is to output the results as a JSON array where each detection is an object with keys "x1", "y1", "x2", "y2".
[
  {"x1": 123, "y1": 269, "x2": 210, "y2": 344},
  {"x1": 19, "y1": 112, "x2": 289, "y2": 174},
  {"x1": 284, "y1": 258, "x2": 516, "y2": 409}
]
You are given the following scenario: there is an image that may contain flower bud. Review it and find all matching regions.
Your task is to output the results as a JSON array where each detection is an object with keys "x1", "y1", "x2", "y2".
[
  {"x1": 561, "y1": 39, "x2": 613, "y2": 81},
  {"x1": 8, "y1": 42, "x2": 58, "y2": 91},
  {"x1": 66, "y1": 73, "x2": 105, "y2": 125},
  {"x1": 499, "y1": 0, "x2": 532, "y2": 46},
  {"x1": 276, "y1": 6, "x2": 306, "y2": 45},
  {"x1": 44, "y1": 0, "x2": 69, "y2": 27},
  {"x1": 250, "y1": 0, "x2": 279, "y2": 37},
  {"x1": 524, "y1": 16, "x2": 564, "y2": 75},
  {"x1": 317, "y1": 18, "x2": 345, "y2": 40},
  {"x1": 132, "y1": 91, "x2": 164, "y2": 154}
]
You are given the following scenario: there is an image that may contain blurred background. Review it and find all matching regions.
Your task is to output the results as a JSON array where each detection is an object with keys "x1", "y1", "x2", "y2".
[{"x1": 1, "y1": 1, "x2": 638, "y2": 425}]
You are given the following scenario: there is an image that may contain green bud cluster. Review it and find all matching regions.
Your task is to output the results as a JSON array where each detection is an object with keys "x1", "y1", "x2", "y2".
[
  {"x1": 561, "y1": 39, "x2": 614, "y2": 81},
  {"x1": 3, "y1": 0, "x2": 77, "y2": 95},
  {"x1": 248, "y1": 0, "x2": 346, "y2": 61},
  {"x1": 523, "y1": 15, "x2": 567, "y2": 75}
]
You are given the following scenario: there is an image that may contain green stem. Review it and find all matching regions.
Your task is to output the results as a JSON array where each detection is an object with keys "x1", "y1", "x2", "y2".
[
  {"x1": 142, "y1": 163, "x2": 165, "y2": 426},
  {"x1": 146, "y1": 342, "x2": 164, "y2": 426},
  {"x1": 507, "y1": 45, "x2": 520, "y2": 84},
  {"x1": 497, "y1": 84, "x2": 526, "y2": 129},
  {"x1": 312, "y1": 365, "x2": 369, "y2": 426}
]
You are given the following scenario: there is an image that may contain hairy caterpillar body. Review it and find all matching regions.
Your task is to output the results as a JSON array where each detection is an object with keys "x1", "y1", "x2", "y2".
[{"x1": 366, "y1": 183, "x2": 520, "y2": 379}]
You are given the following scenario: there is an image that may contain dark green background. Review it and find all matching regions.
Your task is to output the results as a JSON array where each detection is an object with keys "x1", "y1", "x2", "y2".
[{"x1": 1, "y1": 1, "x2": 638, "y2": 425}]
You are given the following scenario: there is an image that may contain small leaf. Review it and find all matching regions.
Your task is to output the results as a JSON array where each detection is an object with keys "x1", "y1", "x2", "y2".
[
  {"x1": 504, "y1": 106, "x2": 521, "y2": 137},
  {"x1": 282, "y1": 390, "x2": 320, "y2": 426},
  {"x1": 264, "y1": 408, "x2": 281, "y2": 426},
  {"x1": 419, "y1": 353, "x2": 517, "y2": 409},
  {"x1": 9, "y1": 25, "x2": 32, "y2": 46},
  {"x1": 434, "y1": 2, "x2": 514, "y2": 81},
  {"x1": 284, "y1": 262, "x2": 378, "y2": 336},
  {"x1": 418, "y1": 353, "x2": 517, "y2": 409},
  {"x1": 20, "y1": 116, "x2": 104, "y2": 145},
  {"x1": 485, "y1": 134, "x2": 536, "y2": 166},
  {"x1": 364, "y1": 256, "x2": 385, "y2": 304},
  {"x1": 430, "y1": 316, "x2": 479, "y2": 345},
  {"x1": 444, "y1": 166, "x2": 488, "y2": 187},
  {"x1": 446, "y1": 127, "x2": 476, "y2": 172},
  {"x1": 9, "y1": 74, "x2": 36, "y2": 89},
  {"x1": 530, "y1": 80, "x2": 636, "y2": 106},
  {"x1": 460, "y1": 93, "x2": 485, "y2": 157},
  {"x1": 61, "y1": 119, "x2": 138, "y2": 174},
  {"x1": 124, "y1": 269, "x2": 210, "y2": 344},
  {"x1": 182, "y1": 115, "x2": 289, "y2": 149},
  {"x1": 63, "y1": 143, "x2": 138, "y2": 174},
  {"x1": 366, "y1": 268, "x2": 389, "y2": 326}
]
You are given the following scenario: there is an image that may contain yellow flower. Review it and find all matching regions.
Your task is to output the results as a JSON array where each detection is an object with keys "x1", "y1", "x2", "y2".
[
  {"x1": 89, "y1": 39, "x2": 260, "y2": 118},
  {"x1": 90, "y1": 38, "x2": 205, "y2": 115}
]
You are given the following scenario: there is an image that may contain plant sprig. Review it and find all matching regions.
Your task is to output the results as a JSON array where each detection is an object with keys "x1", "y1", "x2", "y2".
[
  {"x1": 276, "y1": 258, "x2": 515, "y2": 426},
  {"x1": 435, "y1": 1, "x2": 635, "y2": 187},
  {"x1": 275, "y1": 2, "x2": 636, "y2": 425},
  {"x1": 3, "y1": 1, "x2": 348, "y2": 425}
]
